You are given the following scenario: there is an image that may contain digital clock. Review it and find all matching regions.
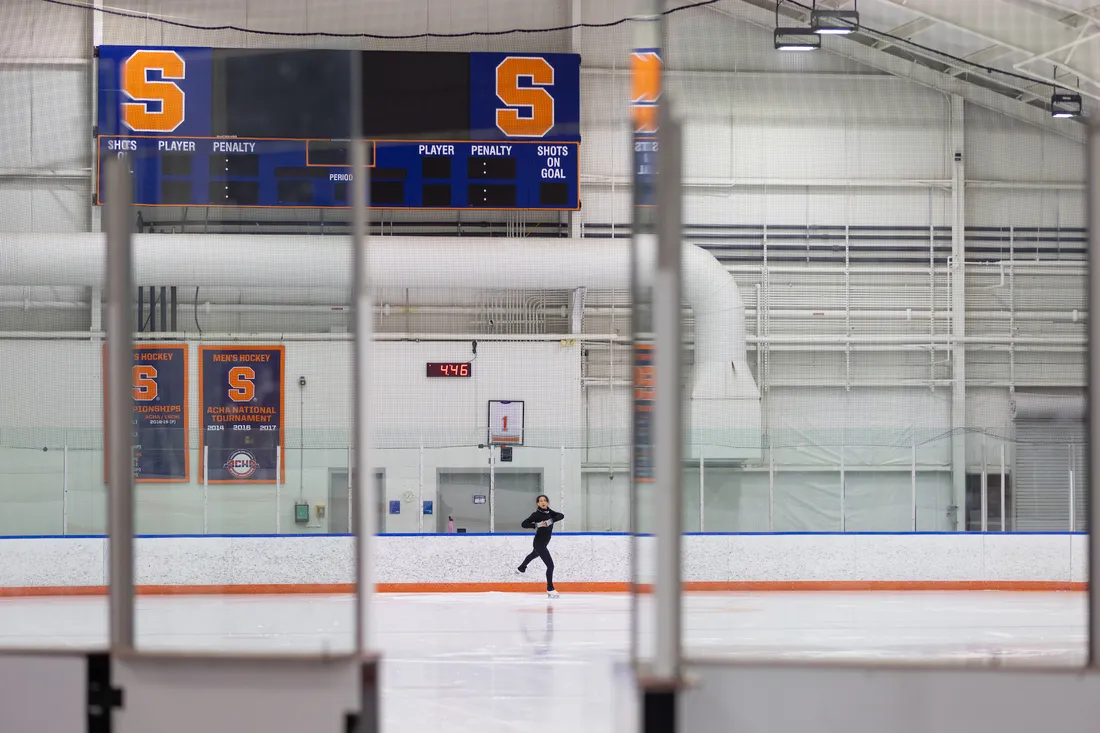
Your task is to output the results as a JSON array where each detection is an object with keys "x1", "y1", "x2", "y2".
[{"x1": 427, "y1": 362, "x2": 472, "y2": 377}]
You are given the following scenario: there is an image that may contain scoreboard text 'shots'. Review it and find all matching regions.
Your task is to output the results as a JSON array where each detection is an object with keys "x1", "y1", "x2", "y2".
[{"x1": 95, "y1": 47, "x2": 581, "y2": 210}]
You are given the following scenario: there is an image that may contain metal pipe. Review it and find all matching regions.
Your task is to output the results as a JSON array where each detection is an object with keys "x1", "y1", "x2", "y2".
[
  {"x1": 184, "y1": 303, "x2": 552, "y2": 315},
  {"x1": 348, "y1": 446, "x2": 354, "y2": 535},
  {"x1": 0, "y1": 301, "x2": 87, "y2": 309},
  {"x1": 748, "y1": 335, "x2": 1087, "y2": 345},
  {"x1": 581, "y1": 176, "x2": 1086, "y2": 192},
  {"x1": 839, "y1": 449, "x2": 846, "y2": 533},
  {"x1": 203, "y1": 445, "x2": 209, "y2": 535},
  {"x1": 1069, "y1": 443, "x2": 1077, "y2": 533},
  {"x1": 418, "y1": 444, "x2": 424, "y2": 535},
  {"x1": 0, "y1": 331, "x2": 627, "y2": 342},
  {"x1": 699, "y1": 451, "x2": 705, "y2": 533},
  {"x1": 1000, "y1": 444, "x2": 1006, "y2": 532},
  {"x1": 580, "y1": 175, "x2": 953, "y2": 189},
  {"x1": 275, "y1": 446, "x2": 282, "y2": 534},
  {"x1": 768, "y1": 455, "x2": 775, "y2": 531},
  {"x1": 489, "y1": 446, "x2": 496, "y2": 534},
  {"x1": 62, "y1": 445, "x2": 68, "y2": 536},
  {"x1": 104, "y1": 155, "x2": 134, "y2": 652},
  {"x1": 754, "y1": 284, "x2": 763, "y2": 384},
  {"x1": 559, "y1": 445, "x2": 566, "y2": 532},
  {"x1": 0, "y1": 331, "x2": 1085, "y2": 350},
  {"x1": 981, "y1": 445, "x2": 988, "y2": 532},
  {"x1": 740, "y1": 309, "x2": 1088, "y2": 321},
  {"x1": 911, "y1": 438, "x2": 917, "y2": 531}
]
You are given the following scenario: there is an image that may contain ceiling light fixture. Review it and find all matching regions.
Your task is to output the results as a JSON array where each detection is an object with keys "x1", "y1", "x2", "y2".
[
  {"x1": 774, "y1": 27, "x2": 822, "y2": 51},
  {"x1": 1051, "y1": 91, "x2": 1082, "y2": 119},
  {"x1": 774, "y1": 1, "x2": 821, "y2": 51},
  {"x1": 811, "y1": 8, "x2": 859, "y2": 35}
]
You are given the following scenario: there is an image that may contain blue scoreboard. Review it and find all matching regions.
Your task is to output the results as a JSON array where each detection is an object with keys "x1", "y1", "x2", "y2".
[{"x1": 95, "y1": 47, "x2": 581, "y2": 210}]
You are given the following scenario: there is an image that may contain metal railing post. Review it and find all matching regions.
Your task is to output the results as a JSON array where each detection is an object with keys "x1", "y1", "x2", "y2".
[{"x1": 104, "y1": 155, "x2": 134, "y2": 651}]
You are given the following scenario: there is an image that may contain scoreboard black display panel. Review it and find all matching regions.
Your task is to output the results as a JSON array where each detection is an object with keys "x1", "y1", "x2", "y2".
[{"x1": 96, "y1": 46, "x2": 581, "y2": 210}]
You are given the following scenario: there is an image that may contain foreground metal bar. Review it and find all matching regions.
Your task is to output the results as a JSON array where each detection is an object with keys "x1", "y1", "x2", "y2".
[
  {"x1": 104, "y1": 155, "x2": 135, "y2": 652},
  {"x1": 652, "y1": 105, "x2": 683, "y2": 683},
  {"x1": 350, "y1": 49, "x2": 381, "y2": 733},
  {"x1": 629, "y1": 0, "x2": 664, "y2": 672},
  {"x1": 1088, "y1": 117, "x2": 1100, "y2": 669}
]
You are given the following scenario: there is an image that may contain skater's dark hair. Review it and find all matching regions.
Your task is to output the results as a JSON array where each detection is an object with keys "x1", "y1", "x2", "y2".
[{"x1": 535, "y1": 494, "x2": 550, "y2": 505}]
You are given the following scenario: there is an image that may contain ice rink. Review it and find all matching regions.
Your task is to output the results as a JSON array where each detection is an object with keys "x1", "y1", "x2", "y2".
[{"x1": 0, "y1": 591, "x2": 1088, "y2": 732}]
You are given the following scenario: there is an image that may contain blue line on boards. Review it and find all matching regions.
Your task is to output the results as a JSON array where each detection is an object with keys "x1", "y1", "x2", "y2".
[{"x1": 0, "y1": 531, "x2": 1090, "y2": 540}]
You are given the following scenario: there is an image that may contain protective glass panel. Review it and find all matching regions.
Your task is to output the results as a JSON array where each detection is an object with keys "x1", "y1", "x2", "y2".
[{"x1": 2, "y1": 0, "x2": 1094, "y2": 730}]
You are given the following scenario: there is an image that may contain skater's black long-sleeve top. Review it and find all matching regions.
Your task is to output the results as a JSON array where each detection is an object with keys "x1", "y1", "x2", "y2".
[{"x1": 522, "y1": 508, "x2": 565, "y2": 546}]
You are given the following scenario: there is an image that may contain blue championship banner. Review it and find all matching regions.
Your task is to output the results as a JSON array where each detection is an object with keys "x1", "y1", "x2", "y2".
[
  {"x1": 104, "y1": 344, "x2": 189, "y2": 483},
  {"x1": 199, "y1": 345, "x2": 285, "y2": 484}
]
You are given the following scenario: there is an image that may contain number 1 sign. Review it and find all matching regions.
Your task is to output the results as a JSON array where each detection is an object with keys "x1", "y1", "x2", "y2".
[{"x1": 488, "y1": 400, "x2": 524, "y2": 445}]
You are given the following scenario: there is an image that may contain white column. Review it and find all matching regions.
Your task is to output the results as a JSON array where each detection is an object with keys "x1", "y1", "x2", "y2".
[{"x1": 950, "y1": 94, "x2": 968, "y2": 531}]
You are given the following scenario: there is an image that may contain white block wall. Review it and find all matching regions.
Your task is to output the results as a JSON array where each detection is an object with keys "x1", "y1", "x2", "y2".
[{"x1": 0, "y1": 534, "x2": 1086, "y2": 589}]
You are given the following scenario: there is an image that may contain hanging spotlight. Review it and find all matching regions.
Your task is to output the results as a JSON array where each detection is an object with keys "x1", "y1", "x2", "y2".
[
  {"x1": 811, "y1": 3, "x2": 859, "y2": 35},
  {"x1": 774, "y1": 1, "x2": 821, "y2": 51},
  {"x1": 774, "y1": 27, "x2": 822, "y2": 51},
  {"x1": 1051, "y1": 91, "x2": 1082, "y2": 119}
]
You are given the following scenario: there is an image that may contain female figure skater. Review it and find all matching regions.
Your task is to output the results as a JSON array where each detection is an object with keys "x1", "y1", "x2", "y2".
[{"x1": 517, "y1": 494, "x2": 565, "y2": 598}]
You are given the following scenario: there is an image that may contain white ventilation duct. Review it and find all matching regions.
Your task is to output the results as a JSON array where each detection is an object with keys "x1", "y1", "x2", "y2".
[{"x1": 0, "y1": 233, "x2": 761, "y2": 460}]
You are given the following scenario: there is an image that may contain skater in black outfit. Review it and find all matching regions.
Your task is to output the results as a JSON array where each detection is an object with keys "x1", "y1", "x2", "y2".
[{"x1": 517, "y1": 494, "x2": 565, "y2": 598}]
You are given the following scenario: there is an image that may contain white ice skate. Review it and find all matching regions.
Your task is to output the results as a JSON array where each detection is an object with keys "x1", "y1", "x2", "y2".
[{"x1": 547, "y1": 590, "x2": 560, "y2": 599}]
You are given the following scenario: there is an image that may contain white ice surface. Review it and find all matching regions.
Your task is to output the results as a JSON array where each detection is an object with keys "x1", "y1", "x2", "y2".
[{"x1": 0, "y1": 591, "x2": 1088, "y2": 732}]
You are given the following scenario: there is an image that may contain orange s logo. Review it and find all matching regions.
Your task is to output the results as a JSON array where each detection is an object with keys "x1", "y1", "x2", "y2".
[
  {"x1": 228, "y1": 366, "x2": 255, "y2": 402},
  {"x1": 495, "y1": 57, "x2": 555, "y2": 138},
  {"x1": 121, "y1": 50, "x2": 186, "y2": 133},
  {"x1": 132, "y1": 365, "x2": 158, "y2": 401},
  {"x1": 631, "y1": 50, "x2": 661, "y2": 135}
]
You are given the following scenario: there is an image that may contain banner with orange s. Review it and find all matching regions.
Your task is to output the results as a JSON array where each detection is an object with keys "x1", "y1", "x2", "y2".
[
  {"x1": 199, "y1": 346, "x2": 285, "y2": 484},
  {"x1": 103, "y1": 344, "x2": 189, "y2": 483}
]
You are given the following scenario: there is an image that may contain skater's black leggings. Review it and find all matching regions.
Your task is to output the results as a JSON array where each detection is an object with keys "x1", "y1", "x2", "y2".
[{"x1": 520, "y1": 545, "x2": 555, "y2": 591}]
